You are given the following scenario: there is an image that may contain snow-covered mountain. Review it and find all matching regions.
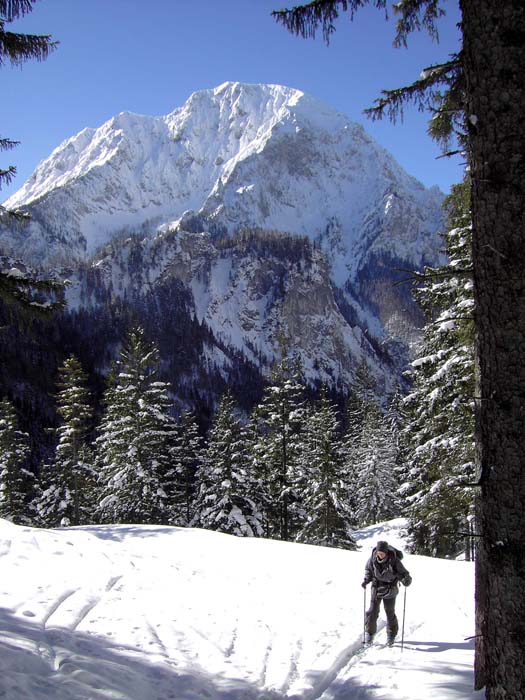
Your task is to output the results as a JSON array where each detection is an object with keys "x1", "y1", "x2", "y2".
[
  {"x1": 1, "y1": 82, "x2": 446, "y2": 396},
  {"x1": 0, "y1": 517, "x2": 483, "y2": 700},
  {"x1": 3, "y1": 82, "x2": 443, "y2": 277}
]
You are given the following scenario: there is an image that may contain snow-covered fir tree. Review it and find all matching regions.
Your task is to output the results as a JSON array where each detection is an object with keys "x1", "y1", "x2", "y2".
[
  {"x1": 37, "y1": 355, "x2": 95, "y2": 526},
  {"x1": 242, "y1": 404, "x2": 275, "y2": 537},
  {"x1": 402, "y1": 182, "x2": 475, "y2": 557},
  {"x1": 167, "y1": 410, "x2": 202, "y2": 526},
  {"x1": 252, "y1": 345, "x2": 306, "y2": 541},
  {"x1": 341, "y1": 361, "x2": 378, "y2": 447},
  {"x1": 193, "y1": 392, "x2": 262, "y2": 536},
  {"x1": 353, "y1": 401, "x2": 400, "y2": 527},
  {"x1": 95, "y1": 326, "x2": 175, "y2": 525},
  {"x1": 340, "y1": 361, "x2": 379, "y2": 517},
  {"x1": 0, "y1": 397, "x2": 32, "y2": 523},
  {"x1": 386, "y1": 386, "x2": 410, "y2": 495},
  {"x1": 296, "y1": 393, "x2": 356, "y2": 549}
]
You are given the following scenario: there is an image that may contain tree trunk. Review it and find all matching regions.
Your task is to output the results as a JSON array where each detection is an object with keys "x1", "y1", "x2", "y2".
[{"x1": 460, "y1": 1, "x2": 525, "y2": 697}]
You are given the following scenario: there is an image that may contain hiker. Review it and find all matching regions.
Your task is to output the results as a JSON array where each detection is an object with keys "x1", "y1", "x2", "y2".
[{"x1": 361, "y1": 540, "x2": 412, "y2": 645}]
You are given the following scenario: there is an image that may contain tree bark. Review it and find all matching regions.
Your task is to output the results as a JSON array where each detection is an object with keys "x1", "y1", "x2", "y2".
[{"x1": 460, "y1": 1, "x2": 525, "y2": 697}]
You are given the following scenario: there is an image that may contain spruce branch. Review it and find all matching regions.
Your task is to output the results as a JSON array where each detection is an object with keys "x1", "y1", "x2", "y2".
[
  {"x1": 0, "y1": 28, "x2": 57, "y2": 65},
  {"x1": 272, "y1": 1, "x2": 387, "y2": 45},
  {"x1": 0, "y1": 136, "x2": 20, "y2": 151},
  {"x1": 393, "y1": 266, "x2": 473, "y2": 286},
  {"x1": 0, "y1": 140, "x2": 19, "y2": 190},
  {"x1": 0, "y1": 263, "x2": 67, "y2": 315},
  {"x1": 428, "y1": 314, "x2": 474, "y2": 326},
  {"x1": 436, "y1": 150, "x2": 464, "y2": 159},
  {"x1": 364, "y1": 56, "x2": 460, "y2": 123},
  {"x1": 392, "y1": 0, "x2": 445, "y2": 48},
  {"x1": 272, "y1": 0, "x2": 447, "y2": 48},
  {"x1": 0, "y1": 165, "x2": 17, "y2": 187},
  {"x1": 0, "y1": 1, "x2": 36, "y2": 22}
]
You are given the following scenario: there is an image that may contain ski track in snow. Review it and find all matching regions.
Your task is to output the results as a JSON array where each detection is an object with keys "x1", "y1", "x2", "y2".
[
  {"x1": 40, "y1": 588, "x2": 79, "y2": 627},
  {"x1": 0, "y1": 519, "x2": 484, "y2": 700}
]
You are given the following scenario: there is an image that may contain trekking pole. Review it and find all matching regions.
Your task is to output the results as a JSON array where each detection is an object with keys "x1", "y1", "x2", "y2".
[
  {"x1": 363, "y1": 585, "x2": 367, "y2": 645},
  {"x1": 401, "y1": 585, "x2": 407, "y2": 651}
]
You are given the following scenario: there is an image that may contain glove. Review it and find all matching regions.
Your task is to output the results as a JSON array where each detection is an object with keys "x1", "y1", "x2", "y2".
[
  {"x1": 361, "y1": 581, "x2": 368, "y2": 589},
  {"x1": 402, "y1": 574, "x2": 412, "y2": 587}
]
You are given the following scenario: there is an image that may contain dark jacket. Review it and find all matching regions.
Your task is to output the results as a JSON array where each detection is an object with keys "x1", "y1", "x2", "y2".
[{"x1": 363, "y1": 546, "x2": 411, "y2": 599}]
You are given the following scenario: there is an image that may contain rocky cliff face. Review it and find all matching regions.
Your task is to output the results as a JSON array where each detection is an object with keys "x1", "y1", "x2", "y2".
[
  {"x1": 67, "y1": 224, "x2": 390, "y2": 389},
  {"x1": 1, "y1": 82, "x2": 446, "y2": 401}
]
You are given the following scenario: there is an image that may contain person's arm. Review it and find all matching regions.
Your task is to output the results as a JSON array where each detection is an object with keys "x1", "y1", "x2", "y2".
[
  {"x1": 362, "y1": 556, "x2": 374, "y2": 587},
  {"x1": 395, "y1": 558, "x2": 412, "y2": 586}
]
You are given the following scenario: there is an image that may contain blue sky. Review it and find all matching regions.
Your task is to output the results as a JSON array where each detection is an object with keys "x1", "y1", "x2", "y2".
[{"x1": 2, "y1": 0, "x2": 463, "y2": 202}]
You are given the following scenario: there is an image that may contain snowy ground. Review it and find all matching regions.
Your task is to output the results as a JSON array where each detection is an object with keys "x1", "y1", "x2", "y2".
[{"x1": 0, "y1": 517, "x2": 485, "y2": 699}]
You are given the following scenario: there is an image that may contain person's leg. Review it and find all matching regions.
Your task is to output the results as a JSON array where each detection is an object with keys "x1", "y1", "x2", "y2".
[
  {"x1": 383, "y1": 597, "x2": 399, "y2": 641},
  {"x1": 366, "y1": 596, "x2": 381, "y2": 639}
]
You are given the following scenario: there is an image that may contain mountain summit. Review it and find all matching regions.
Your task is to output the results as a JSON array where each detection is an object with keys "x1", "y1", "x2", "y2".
[
  {"x1": 3, "y1": 82, "x2": 443, "y2": 286},
  {"x1": 0, "y1": 83, "x2": 446, "y2": 408}
]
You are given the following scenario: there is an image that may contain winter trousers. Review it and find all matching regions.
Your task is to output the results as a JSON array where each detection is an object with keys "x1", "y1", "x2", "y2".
[{"x1": 365, "y1": 595, "x2": 398, "y2": 637}]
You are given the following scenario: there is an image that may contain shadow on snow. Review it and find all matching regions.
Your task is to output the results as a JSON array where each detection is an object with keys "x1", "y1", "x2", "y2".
[
  {"x1": 65, "y1": 524, "x2": 189, "y2": 543},
  {"x1": 0, "y1": 606, "x2": 276, "y2": 700}
]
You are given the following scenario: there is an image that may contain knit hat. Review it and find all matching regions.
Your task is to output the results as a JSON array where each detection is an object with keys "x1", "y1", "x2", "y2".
[{"x1": 376, "y1": 541, "x2": 389, "y2": 553}]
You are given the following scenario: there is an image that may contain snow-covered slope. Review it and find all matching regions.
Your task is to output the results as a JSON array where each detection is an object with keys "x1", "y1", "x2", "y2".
[
  {"x1": 0, "y1": 517, "x2": 483, "y2": 700},
  {"x1": 2, "y1": 82, "x2": 444, "y2": 286}
]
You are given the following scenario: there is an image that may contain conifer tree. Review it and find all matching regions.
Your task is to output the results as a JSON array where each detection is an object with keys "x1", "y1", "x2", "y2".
[
  {"x1": 340, "y1": 360, "x2": 378, "y2": 516},
  {"x1": 0, "y1": 1, "x2": 63, "y2": 313},
  {"x1": 0, "y1": 396, "x2": 31, "y2": 523},
  {"x1": 343, "y1": 360, "x2": 378, "y2": 442},
  {"x1": 96, "y1": 326, "x2": 174, "y2": 525},
  {"x1": 402, "y1": 181, "x2": 475, "y2": 557},
  {"x1": 193, "y1": 392, "x2": 262, "y2": 536},
  {"x1": 167, "y1": 410, "x2": 202, "y2": 526},
  {"x1": 254, "y1": 347, "x2": 306, "y2": 541},
  {"x1": 353, "y1": 401, "x2": 400, "y2": 527},
  {"x1": 242, "y1": 404, "x2": 274, "y2": 537},
  {"x1": 1, "y1": 0, "x2": 56, "y2": 196},
  {"x1": 297, "y1": 393, "x2": 356, "y2": 549},
  {"x1": 37, "y1": 355, "x2": 95, "y2": 526},
  {"x1": 386, "y1": 386, "x2": 408, "y2": 474}
]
